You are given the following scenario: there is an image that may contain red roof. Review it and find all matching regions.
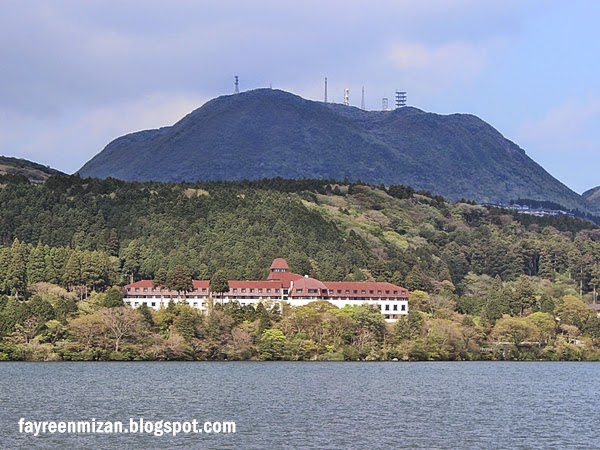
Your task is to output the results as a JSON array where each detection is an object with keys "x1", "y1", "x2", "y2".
[
  {"x1": 124, "y1": 279, "x2": 210, "y2": 296},
  {"x1": 267, "y1": 271, "x2": 303, "y2": 288},
  {"x1": 289, "y1": 276, "x2": 328, "y2": 296},
  {"x1": 228, "y1": 280, "x2": 283, "y2": 290},
  {"x1": 270, "y1": 258, "x2": 289, "y2": 270},
  {"x1": 123, "y1": 273, "x2": 408, "y2": 300},
  {"x1": 322, "y1": 281, "x2": 408, "y2": 298}
]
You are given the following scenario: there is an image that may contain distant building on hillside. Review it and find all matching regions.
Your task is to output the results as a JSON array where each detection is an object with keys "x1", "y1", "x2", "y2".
[{"x1": 123, "y1": 258, "x2": 409, "y2": 322}]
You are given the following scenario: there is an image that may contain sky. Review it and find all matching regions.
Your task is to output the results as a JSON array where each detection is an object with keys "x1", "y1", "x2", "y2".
[{"x1": 1, "y1": 0, "x2": 599, "y2": 193}]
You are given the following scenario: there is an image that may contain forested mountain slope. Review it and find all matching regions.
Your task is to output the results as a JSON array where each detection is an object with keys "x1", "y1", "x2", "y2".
[
  {"x1": 0, "y1": 175, "x2": 598, "y2": 292},
  {"x1": 2, "y1": 175, "x2": 600, "y2": 361}
]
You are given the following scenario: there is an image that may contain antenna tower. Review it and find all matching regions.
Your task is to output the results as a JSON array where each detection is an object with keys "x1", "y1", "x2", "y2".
[
  {"x1": 344, "y1": 88, "x2": 349, "y2": 106},
  {"x1": 324, "y1": 77, "x2": 328, "y2": 103},
  {"x1": 382, "y1": 98, "x2": 389, "y2": 111},
  {"x1": 395, "y1": 90, "x2": 407, "y2": 108},
  {"x1": 361, "y1": 86, "x2": 365, "y2": 110},
  {"x1": 234, "y1": 76, "x2": 239, "y2": 94}
]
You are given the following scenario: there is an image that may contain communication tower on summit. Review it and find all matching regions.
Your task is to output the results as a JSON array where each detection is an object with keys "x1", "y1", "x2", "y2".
[
  {"x1": 324, "y1": 77, "x2": 328, "y2": 103},
  {"x1": 395, "y1": 90, "x2": 407, "y2": 108},
  {"x1": 234, "y1": 76, "x2": 239, "y2": 94},
  {"x1": 382, "y1": 98, "x2": 389, "y2": 111},
  {"x1": 361, "y1": 86, "x2": 365, "y2": 110},
  {"x1": 344, "y1": 88, "x2": 350, "y2": 106}
]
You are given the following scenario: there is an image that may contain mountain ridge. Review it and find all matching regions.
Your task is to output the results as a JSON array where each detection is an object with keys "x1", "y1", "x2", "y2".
[
  {"x1": 78, "y1": 89, "x2": 591, "y2": 211},
  {"x1": 583, "y1": 186, "x2": 600, "y2": 209},
  {"x1": 0, "y1": 155, "x2": 64, "y2": 182}
]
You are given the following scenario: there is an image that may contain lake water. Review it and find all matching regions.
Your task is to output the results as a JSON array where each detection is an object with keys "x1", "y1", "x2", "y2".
[{"x1": 0, "y1": 362, "x2": 598, "y2": 449}]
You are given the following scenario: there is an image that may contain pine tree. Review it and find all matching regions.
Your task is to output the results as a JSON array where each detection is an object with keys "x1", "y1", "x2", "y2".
[
  {"x1": 0, "y1": 247, "x2": 11, "y2": 293},
  {"x1": 7, "y1": 239, "x2": 28, "y2": 297},
  {"x1": 108, "y1": 229, "x2": 120, "y2": 257},
  {"x1": 27, "y1": 243, "x2": 47, "y2": 286},
  {"x1": 210, "y1": 269, "x2": 230, "y2": 303},
  {"x1": 63, "y1": 250, "x2": 83, "y2": 289},
  {"x1": 167, "y1": 265, "x2": 193, "y2": 302}
]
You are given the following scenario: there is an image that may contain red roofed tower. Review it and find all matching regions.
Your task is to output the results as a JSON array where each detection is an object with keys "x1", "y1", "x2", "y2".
[
  {"x1": 270, "y1": 258, "x2": 289, "y2": 273},
  {"x1": 266, "y1": 258, "x2": 303, "y2": 298}
]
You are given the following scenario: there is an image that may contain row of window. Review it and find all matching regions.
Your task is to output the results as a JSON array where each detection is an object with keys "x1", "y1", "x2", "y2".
[
  {"x1": 295, "y1": 288, "x2": 407, "y2": 296},
  {"x1": 124, "y1": 300, "x2": 407, "y2": 313},
  {"x1": 383, "y1": 304, "x2": 406, "y2": 312},
  {"x1": 128, "y1": 287, "x2": 407, "y2": 296},
  {"x1": 130, "y1": 287, "x2": 208, "y2": 293},
  {"x1": 125, "y1": 301, "x2": 208, "y2": 308},
  {"x1": 231, "y1": 288, "x2": 280, "y2": 294}
]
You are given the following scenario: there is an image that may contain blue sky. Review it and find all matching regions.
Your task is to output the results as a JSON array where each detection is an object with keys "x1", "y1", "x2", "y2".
[{"x1": 1, "y1": 1, "x2": 599, "y2": 193}]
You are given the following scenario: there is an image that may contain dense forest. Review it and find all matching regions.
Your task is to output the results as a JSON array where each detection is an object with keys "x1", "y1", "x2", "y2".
[{"x1": 1, "y1": 175, "x2": 600, "y2": 361}]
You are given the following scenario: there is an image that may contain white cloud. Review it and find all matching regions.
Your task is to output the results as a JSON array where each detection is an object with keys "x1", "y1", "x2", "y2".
[
  {"x1": 514, "y1": 98, "x2": 600, "y2": 193},
  {"x1": 517, "y1": 98, "x2": 600, "y2": 154},
  {"x1": 0, "y1": 93, "x2": 207, "y2": 173},
  {"x1": 387, "y1": 41, "x2": 490, "y2": 92}
]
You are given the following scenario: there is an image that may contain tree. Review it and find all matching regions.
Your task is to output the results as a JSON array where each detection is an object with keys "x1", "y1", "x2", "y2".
[
  {"x1": 137, "y1": 303, "x2": 155, "y2": 327},
  {"x1": 583, "y1": 316, "x2": 600, "y2": 345},
  {"x1": 166, "y1": 265, "x2": 193, "y2": 303},
  {"x1": 554, "y1": 295, "x2": 592, "y2": 330},
  {"x1": 257, "y1": 328, "x2": 286, "y2": 360},
  {"x1": 527, "y1": 312, "x2": 556, "y2": 344},
  {"x1": 395, "y1": 310, "x2": 424, "y2": 341},
  {"x1": 173, "y1": 306, "x2": 203, "y2": 342},
  {"x1": 63, "y1": 250, "x2": 83, "y2": 290},
  {"x1": 122, "y1": 240, "x2": 143, "y2": 283},
  {"x1": 68, "y1": 313, "x2": 106, "y2": 350},
  {"x1": 492, "y1": 316, "x2": 540, "y2": 347},
  {"x1": 6, "y1": 239, "x2": 28, "y2": 297},
  {"x1": 510, "y1": 276, "x2": 537, "y2": 316},
  {"x1": 28, "y1": 296, "x2": 55, "y2": 322},
  {"x1": 100, "y1": 307, "x2": 142, "y2": 353},
  {"x1": 107, "y1": 229, "x2": 120, "y2": 257},
  {"x1": 102, "y1": 287, "x2": 124, "y2": 308},
  {"x1": 210, "y1": 269, "x2": 230, "y2": 303},
  {"x1": 27, "y1": 243, "x2": 47, "y2": 286}
]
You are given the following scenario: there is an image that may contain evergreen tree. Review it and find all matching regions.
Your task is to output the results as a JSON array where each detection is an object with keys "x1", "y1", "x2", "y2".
[
  {"x1": 102, "y1": 287, "x2": 124, "y2": 308},
  {"x1": 107, "y1": 229, "x2": 120, "y2": 257},
  {"x1": 27, "y1": 243, "x2": 47, "y2": 286},
  {"x1": 210, "y1": 269, "x2": 230, "y2": 303},
  {"x1": 6, "y1": 239, "x2": 28, "y2": 297},
  {"x1": 166, "y1": 265, "x2": 193, "y2": 302},
  {"x1": 63, "y1": 250, "x2": 83, "y2": 289}
]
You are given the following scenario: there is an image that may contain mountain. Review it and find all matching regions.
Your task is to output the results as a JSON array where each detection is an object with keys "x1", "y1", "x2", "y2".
[
  {"x1": 79, "y1": 89, "x2": 589, "y2": 210},
  {"x1": 0, "y1": 155, "x2": 64, "y2": 182},
  {"x1": 583, "y1": 186, "x2": 600, "y2": 209}
]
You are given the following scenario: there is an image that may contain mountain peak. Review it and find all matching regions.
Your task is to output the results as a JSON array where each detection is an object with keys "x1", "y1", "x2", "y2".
[{"x1": 78, "y1": 89, "x2": 588, "y2": 210}]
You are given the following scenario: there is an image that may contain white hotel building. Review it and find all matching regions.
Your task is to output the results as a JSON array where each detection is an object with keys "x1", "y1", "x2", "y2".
[{"x1": 123, "y1": 258, "x2": 409, "y2": 322}]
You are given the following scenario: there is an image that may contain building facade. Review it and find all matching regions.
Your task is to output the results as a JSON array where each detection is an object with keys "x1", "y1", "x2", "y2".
[{"x1": 123, "y1": 258, "x2": 409, "y2": 321}]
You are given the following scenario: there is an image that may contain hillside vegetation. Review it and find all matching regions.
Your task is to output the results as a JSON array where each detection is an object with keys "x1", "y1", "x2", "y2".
[
  {"x1": 1, "y1": 176, "x2": 600, "y2": 361},
  {"x1": 78, "y1": 89, "x2": 591, "y2": 211},
  {"x1": 0, "y1": 155, "x2": 64, "y2": 183}
]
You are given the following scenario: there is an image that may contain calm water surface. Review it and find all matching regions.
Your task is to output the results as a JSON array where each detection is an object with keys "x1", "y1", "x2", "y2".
[{"x1": 0, "y1": 361, "x2": 598, "y2": 449}]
